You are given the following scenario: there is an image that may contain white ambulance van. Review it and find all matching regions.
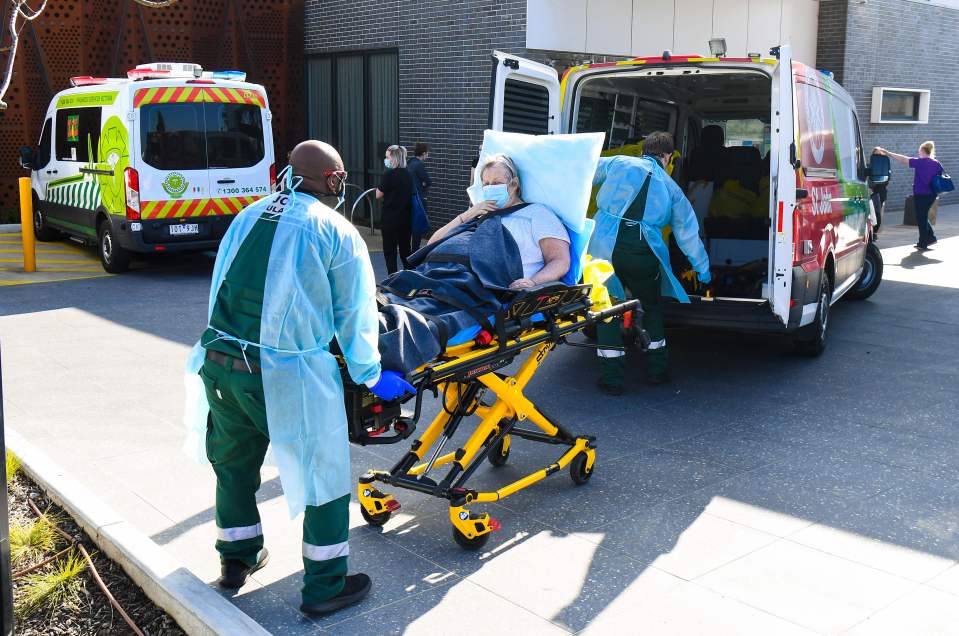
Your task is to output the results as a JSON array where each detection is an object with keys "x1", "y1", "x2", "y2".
[
  {"x1": 19, "y1": 62, "x2": 276, "y2": 272},
  {"x1": 489, "y1": 45, "x2": 886, "y2": 354}
]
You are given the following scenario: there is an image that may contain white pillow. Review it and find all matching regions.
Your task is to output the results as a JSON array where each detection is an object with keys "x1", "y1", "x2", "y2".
[{"x1": 468, "y1": 130, "x2": 605, "y2": 233}]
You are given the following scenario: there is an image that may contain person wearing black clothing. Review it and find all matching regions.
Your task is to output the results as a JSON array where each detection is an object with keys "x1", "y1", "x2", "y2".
[
  {"x1": 407, "y1": 142, "x2": 432, "y2": 250},
  {"x1": 376, "y1": 144, "x2": 414, "y2": 274}
]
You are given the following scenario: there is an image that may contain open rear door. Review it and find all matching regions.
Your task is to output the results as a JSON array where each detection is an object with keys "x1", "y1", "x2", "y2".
[
  {"x1": 489, "y1": 51, "x2": 560, "y2": 134},
  {"x1": 769, "y1": 45, "x2": 796, "y2": 325}
]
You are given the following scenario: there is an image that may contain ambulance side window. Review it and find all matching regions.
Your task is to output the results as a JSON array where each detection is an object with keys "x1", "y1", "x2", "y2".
[
  {"x1": 35, "y1": 118, "x2": 52, "y2": 170},
  {"x1": 56, "y1": 107, "x2": 101, "y2": 162}
]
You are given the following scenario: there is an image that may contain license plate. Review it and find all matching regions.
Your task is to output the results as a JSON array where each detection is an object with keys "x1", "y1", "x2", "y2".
[{"x1": 169, "y1": 223, "x2": 199, "y2": 236}]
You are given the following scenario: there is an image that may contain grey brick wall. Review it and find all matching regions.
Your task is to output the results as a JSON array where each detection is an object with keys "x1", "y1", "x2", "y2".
[
  {"x1": 304, "y1": 0, "x2": 550, "y2": 225},
  {"x1": 818, "y1": 0, "x2": 958, "y2": 211}
]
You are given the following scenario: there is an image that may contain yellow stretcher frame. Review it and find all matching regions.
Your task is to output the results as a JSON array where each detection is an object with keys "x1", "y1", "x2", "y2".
[{"x1": 354, "y1": 292, "x2": 637, "y2": 550}]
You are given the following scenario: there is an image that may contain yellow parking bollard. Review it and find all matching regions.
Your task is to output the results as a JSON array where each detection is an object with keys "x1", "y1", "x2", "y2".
[{"x1": 18, "y1": 177, "x2": 36, "y2": 273}]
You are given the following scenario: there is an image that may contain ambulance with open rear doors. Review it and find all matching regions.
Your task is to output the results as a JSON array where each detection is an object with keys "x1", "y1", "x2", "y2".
[
  {"x1": 489, "y1": 45, "x2": 887, "y2": 354},
  {"x1": 19, "y1": 62, "x2": 276, "y2": 272}
]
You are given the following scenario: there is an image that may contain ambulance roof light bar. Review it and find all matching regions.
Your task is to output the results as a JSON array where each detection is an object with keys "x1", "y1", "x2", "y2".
[
  {"x1": 69, "y1": 76, "x2": 127, "y2": 87},
  {"x1": 127, "y1": 62, "x2": 204, "y2": 80}
]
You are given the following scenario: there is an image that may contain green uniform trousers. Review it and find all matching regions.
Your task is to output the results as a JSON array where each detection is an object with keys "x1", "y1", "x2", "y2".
[
  {"x1": 597, "y1": 235, "x2": 668, "y2": 385},
  {"x1": 200, "y1": 357, "x2": 349, "y2": 605}
]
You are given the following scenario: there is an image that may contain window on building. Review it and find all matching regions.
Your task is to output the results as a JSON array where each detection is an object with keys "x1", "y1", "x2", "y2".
[
  {"x1": 870, "y1": 87, "x2": 930, "y2": 124},
  {"x1": 306, "y1": 50, "x2": 399, "y2": 196},
  {"x1": 56, "y1": 107, "x2": 101, "y2": 162}
]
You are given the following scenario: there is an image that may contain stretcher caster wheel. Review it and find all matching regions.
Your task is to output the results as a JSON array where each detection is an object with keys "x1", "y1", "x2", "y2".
[
  {"x1": 570, "y1": 452, "x2": 593, "y2": 485},
  {"x1": 360, "y1": 506, "x2": 392, "y2": 527},
  {"x1": 488, "y1": 436, "x2": 511, "y2": 467},
  {"x1": 452, "y1": 526, "x2": 491, "y2": 551}
]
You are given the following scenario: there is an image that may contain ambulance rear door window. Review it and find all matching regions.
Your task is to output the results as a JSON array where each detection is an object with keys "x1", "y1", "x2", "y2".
[
  {"x1": 140, "y1": 103, "x2": 207, "y2": 170},
  {"x1": 56, "y1": 107, "x2": 101, "y2": 162},
  {"x1": 204, "y1": 103, "x2": 265, "y2": 169}
]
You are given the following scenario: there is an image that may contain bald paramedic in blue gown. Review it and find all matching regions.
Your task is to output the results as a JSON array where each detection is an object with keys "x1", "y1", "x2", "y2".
[{"x1": 184, "y1": 140, "x2": 414, "y2": 618}]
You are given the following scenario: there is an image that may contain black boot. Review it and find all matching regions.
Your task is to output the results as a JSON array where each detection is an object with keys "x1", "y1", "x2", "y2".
[
  {"x1": 300, "y1": 573, "x2": 372, "y2": 617},
  {"x1": 218, "y1": 548, "x2": 269, "y2": 589}
]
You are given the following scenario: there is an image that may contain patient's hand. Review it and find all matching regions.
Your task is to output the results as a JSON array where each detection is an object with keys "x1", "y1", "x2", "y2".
[
  {"x1": 462, "y1": 200, "x2": 498, "y2": 223},
  {"x1": 509, "y1": 278, "x2": 536, "y2": 290}
]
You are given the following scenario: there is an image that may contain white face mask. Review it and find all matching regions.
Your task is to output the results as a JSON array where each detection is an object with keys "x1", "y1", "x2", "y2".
[{"x1": 482, "y1": 183, "x2": 510, "y2": 208}]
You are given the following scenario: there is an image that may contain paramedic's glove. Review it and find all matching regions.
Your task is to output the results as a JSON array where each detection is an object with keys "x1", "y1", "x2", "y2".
[
  {"x1": 697, "y1": 270, "x2": 712, "y2": 285},
  {"x1": 369, "y1": 371, "x2": 416, "y2": 401}
]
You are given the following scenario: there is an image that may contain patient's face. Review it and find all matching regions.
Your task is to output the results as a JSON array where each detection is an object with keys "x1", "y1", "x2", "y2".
[{"x1": 482, "y1": 165, "x2": 519, "y2": 199}]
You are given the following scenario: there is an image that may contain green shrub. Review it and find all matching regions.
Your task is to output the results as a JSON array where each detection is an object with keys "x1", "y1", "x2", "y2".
[{"x1": 16, "y1": 552, "x2": 86, "y2": 617}]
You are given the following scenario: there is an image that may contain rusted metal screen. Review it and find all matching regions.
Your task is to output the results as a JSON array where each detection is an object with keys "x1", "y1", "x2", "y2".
[{"x1": 0, "y1": 0, "x2": 305, "y2": 216}]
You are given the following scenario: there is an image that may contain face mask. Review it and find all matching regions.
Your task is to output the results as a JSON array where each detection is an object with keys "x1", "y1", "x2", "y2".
[
  {"x1": 482, "y1": 183, "x2": 510, "y2": 208},
  {"x1": 384, "y1": 158, "x2": 393, "y2": 169}
]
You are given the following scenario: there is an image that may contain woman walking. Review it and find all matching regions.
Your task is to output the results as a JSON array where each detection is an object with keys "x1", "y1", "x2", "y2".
[
  {"x1": 876, "y1": 141, "x2": 943, "y2": 250},
  {"x1": 376, "y1": 145, "x2": 414, "y2": 274}
]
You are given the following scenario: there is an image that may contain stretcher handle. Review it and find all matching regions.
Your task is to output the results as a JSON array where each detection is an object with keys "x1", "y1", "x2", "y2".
[{"x1": 589, "y1": 299, "x2": 640, "y2": 324}]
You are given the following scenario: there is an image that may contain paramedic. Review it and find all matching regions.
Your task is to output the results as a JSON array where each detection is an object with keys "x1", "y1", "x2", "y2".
[
  {"x1": 590, "y1": 132, "x2": 711, "y2": 394},
  {"x1": 428, "y1": 154, "x2": 570, "y2": 290},
  {"x1": 875, "y1": 142, "x2": 942, "y2": 250},
  {"x1": 191, "y1": 140, "x2": 414, "y2": 617},
  {"x1": 377, "y1": 145, "x2": 415, "y2": 273}
]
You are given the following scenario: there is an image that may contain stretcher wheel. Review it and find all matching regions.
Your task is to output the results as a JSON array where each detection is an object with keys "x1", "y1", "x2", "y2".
[
  {"x1": 569, "y1": 452, "x2": 593, "y2": 485},
  {"x1": 360, "y1": 506, "x2": 392, "y2": 527},
  {"x1": 452, "y1": 527, "x2": 490, "y2": 551},
  {"x1": 488, "y1": 437, "x2": 510, "y2": 467}
]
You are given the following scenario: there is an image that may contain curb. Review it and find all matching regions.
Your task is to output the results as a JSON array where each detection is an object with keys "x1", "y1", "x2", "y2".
[{"x1": 7, "y1": 428, "x2": 271, "y2": 636}]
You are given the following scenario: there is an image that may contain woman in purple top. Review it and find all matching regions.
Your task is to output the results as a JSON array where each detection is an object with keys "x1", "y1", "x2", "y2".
[{"x1": 875, "y1": 141, "x2": 943, "y2": 250}]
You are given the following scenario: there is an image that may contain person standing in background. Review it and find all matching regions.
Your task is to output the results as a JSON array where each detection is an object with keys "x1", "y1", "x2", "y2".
[
  {"x1": 875, "y1": 141, "x2": 943, "y2": 250},
  {"x1": 407, "y1": 142, "x2": 432, "y2": 250},
  {"x1": 376, "y1": 145, "x2": 414, "y2": 274}
]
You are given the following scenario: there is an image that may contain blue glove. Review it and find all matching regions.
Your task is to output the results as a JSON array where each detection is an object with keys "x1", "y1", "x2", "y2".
[
  {"x1": 369, "y1": 371, "x2": 416, "y2": 401},
  {"x1": 698, "y1": 270, "x2": 712, "y2": 285}
]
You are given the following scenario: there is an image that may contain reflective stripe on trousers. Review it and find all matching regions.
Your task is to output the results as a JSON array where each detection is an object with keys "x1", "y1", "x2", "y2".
[
  {"x1": 647, "y1": 338, "x2": 667, "y2": 350},
  {"x1": 596, "y1": 348, "x2": 626, "y2": 358},
  {"x1": 218, "y1": 522, "x2": 263, "y2": 542},
  {"x1": 303, "y1": 540, "x2": 350, "y2": 562}
]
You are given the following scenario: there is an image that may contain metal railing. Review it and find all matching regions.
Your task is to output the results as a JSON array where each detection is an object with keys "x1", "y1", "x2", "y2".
[{"x1": 343, "y1": 184, "x2": 379, "y2": 235}]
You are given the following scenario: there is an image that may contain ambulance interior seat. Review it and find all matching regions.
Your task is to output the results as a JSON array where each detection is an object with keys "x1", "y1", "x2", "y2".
[{"x1": 686, "y1": 124, "x2": 727, "y2": 184}]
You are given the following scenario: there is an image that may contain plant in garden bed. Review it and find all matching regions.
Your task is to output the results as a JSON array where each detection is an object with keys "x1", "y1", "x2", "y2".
[{"x1": 17, "y1": 552, "x2": 87, "y2": 618}]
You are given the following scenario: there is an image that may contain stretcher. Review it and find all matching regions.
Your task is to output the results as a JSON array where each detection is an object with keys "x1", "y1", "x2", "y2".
[{"x1": 341, "y1": 282, "x2": 640, "y2": 550}]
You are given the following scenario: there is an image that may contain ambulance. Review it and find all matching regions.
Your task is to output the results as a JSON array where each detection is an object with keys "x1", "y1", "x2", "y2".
[
  {"x1": 489, "y1": 45, "x2": 887, "y2": 354},
  {"x1": 19, "y1": 62, "x2": 276, "y2": 272}
]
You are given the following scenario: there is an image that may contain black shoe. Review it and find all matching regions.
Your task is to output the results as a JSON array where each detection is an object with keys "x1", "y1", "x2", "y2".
[
  {"x1": 218, "y1": 548, "x2": 269, "y2": 589},
  {"x1": 916, "y1": 244, "x2": 930, "y2": 251},
  {"x1": 300, "y1": 573, "x2": 372, "y2": 617},
  {"x1": 927, "y1": 238, "x2": 938, "y2": 246},
  {"x1": 596, "y1": 380, "x2": 624, "y2": 396},
  {"x1": 646, "y1": 372, "x2": 671, "y2": 386}
]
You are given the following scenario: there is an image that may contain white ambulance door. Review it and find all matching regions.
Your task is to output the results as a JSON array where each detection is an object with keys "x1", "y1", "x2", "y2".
[
  {"x1": 205, "y1": 87, "x2": 273, "y2": 211},
  {"x1": 489, "y1": 51, "x2": 560, "y2": 134},
  {"x1": 135, "y1": 93, "x2": 211, "y2": 223},
  {"x1": 769, "y1": 45, "x2": 796, "y2": 325},
  {"x1": 32, "y1": 113, "x2": 55, "y2": 203}
]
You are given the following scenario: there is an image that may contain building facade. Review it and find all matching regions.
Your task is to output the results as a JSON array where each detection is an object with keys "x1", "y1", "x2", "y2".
[{"x1": 305, "y1": 0, "x2": 958, "y2": 225}]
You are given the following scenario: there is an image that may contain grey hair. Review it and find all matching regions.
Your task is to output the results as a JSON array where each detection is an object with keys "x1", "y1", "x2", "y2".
[
  {"x1": 479, "y1": 154, "x2": 520, "y2": 192},
  {"x1": 387, "y1": 145, "x2": 408, "y2": 169}
]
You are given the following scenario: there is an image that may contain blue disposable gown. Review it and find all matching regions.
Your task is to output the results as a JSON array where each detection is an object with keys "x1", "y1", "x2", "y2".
[
  {"x1": 588, "y1": 155, "x2": 710, "y2": 302},
  {"x1": 183, "y1": 190, "x2": 381, "y2": 518}
]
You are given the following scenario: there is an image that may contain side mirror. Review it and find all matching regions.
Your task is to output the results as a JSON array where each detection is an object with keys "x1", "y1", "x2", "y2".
[
  {"x1": 868, "y1": 153, "x2": 891, "y2": 185},
  {"x1": 18, "y1": 145, "x2": 35, "y2": 170}
]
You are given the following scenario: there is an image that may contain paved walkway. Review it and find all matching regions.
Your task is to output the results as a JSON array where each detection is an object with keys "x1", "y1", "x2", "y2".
[
  {"x1": 0, "y1": 226, "x2": 110, "y2": 286},
  {"x1": 2, "y1": 209, "x2": 958, "y2": 634}
]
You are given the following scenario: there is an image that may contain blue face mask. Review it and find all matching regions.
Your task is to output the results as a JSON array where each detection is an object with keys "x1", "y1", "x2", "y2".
[
  {"x1": 482, "y1": 183, "x2": 510, "y2": 208},
  {"x1": 384, "y1": 158, "x2": 393, "y2": 169}
]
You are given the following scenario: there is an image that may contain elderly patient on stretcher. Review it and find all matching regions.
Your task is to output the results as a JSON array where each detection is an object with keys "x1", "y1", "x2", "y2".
[{"x1": 377, "y1": 154, "x2": 571, "y2": 374}]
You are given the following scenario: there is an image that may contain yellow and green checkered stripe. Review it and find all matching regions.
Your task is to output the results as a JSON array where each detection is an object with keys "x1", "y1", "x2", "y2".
[{"x1": 46, "y1": 179, "x2": 103, "y2": 210}]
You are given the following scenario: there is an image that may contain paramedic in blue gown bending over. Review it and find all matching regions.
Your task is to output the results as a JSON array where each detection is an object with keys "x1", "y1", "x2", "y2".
[
  {"x1": 590, "y1": 132, "x2": 711, "y2": 394},
  {"x1": 194, "y1": 140, "x2": 414, "y2": 618}
]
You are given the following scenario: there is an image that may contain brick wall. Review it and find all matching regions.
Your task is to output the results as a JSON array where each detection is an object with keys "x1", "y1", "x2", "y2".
[
  {"x1": 304, "y1": 0, "x2": 551, "y2": 225},
  {"x1": 818, "y1": 0, "x2": 959, "y2": 211}
]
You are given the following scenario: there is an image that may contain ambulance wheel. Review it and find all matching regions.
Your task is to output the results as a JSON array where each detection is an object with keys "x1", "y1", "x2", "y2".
[
  {"x1": 569, "y1": 452, "x2": 593, "y2": 485},
  {"x1": 846, "y1": 242, "x2": 883, "y2": 301},
  {"x1": 97, "y1": 220, "x2": 130, "y2": 273},
  {"x1": 360, "y1": 506, "x2": 391, "y2": 528},
  {"x1": 32, "y1": 195, "x2": 60, "y2": 241},
  {"x1": 488, "y1": 436, "x2": 510, "y2": 467},
  {"x1": 794, "y1": 273, "x2": 832, "y2": 357},
  {"x1": 452, "y1": 526, "x2": 490, "y2": 551}
]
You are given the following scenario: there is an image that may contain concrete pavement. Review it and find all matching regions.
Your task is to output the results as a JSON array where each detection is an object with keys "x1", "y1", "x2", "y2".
[{"x1": 1, "y1": 208, "x2": 958, "y2": 634}]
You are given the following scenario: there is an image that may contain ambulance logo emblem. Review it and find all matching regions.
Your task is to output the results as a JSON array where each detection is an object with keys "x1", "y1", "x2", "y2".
[{"x1": 162, "y1": 172, "x2": 189, "y2": 198}]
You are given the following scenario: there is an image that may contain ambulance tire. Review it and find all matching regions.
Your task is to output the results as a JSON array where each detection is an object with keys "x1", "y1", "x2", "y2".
[
  {"x1": 846, "y1": 242, "x2": 883, "y2": 301},
  {"x1": 794, "y1": 273, "x2": 832, "y2": 357},
  {"x1": 32, "y1": 194, "x2": 61, "y2": 242},
  {"x1": 97, "y1": 219, "x2": 131, "y2": 273}
]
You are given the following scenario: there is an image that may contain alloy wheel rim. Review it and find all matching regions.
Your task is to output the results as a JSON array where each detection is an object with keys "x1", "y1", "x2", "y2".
[{"x1": 102, "y1": 233, "x2": 113, "y2": 263}]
